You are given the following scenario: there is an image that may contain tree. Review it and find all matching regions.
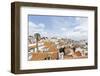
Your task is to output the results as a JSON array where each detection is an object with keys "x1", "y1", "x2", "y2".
[{"x1": 34, "y1": 33, "x2": 41, "y2": 52}]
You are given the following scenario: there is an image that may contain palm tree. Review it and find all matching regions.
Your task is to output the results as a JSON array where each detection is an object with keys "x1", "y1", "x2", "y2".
[{"x1": 34, "y1": 33, "x2": 41, "y2": 52}]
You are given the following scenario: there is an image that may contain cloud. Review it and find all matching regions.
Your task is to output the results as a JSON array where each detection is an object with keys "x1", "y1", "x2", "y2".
[
  {"x1": 61, "y1": 27, "x2": 67, "y2": 31},
  {"x1": 50, "y1": 17, "x2": 88, "y2": 40},
  {"x1": 74, "y1": 25, "x2": 87, "y2": 32},
  {"x1": 29, "y1": 21, "x2": 38, "y2": 28},
  {"x1": 29, "y1": 16, "x2": 88, "y2": 40},
  {"x1": 38, "y1": 23, "x2": 45, "y2": 28},
  {"x1": 66, "y1": 17, "x2": 88, "y2": 40},
  {"x1": 66, "y1": 31, "x2": 87, "y2": 40},
  {"x1": 29, "y1": 21, "x2": 45, "y2": 36}
]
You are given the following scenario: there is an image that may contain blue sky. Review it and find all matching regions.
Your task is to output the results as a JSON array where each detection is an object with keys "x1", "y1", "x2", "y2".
[{"x1": 28, "y1": 15, "x2": 88, "y2": 40}]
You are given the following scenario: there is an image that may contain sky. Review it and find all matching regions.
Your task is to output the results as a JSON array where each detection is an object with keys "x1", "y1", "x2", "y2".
[{"x1": 28, "y1": 15, "x2": 88, "y2": 41}]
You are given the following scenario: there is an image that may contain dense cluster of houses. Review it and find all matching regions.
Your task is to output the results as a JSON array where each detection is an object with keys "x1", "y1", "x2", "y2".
[{"x1": 28, "y1": 36, "x2": 88, "y2": 60}]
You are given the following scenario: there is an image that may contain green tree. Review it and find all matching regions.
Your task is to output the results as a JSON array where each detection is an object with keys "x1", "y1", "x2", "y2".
[{"x1": 34, "y1": 33, "x2": 41, "y2": 52}]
